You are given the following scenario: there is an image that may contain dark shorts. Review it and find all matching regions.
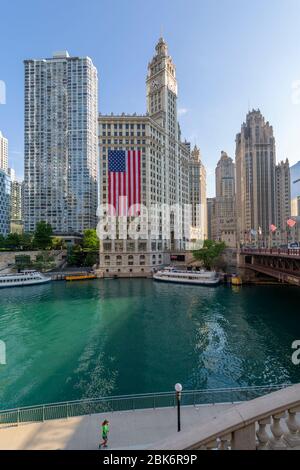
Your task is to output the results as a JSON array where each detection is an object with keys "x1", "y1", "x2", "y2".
[{"x1": 102, "y1": 435, "x2": 108, "y2": 440}]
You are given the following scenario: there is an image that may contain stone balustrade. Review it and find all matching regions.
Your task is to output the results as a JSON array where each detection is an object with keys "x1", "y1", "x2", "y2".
[{"x1": 154, "y1": 384, "x2": 300, "y2": 450}]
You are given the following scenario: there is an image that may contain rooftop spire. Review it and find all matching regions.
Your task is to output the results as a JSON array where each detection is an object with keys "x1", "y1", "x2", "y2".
[{"x1": 155, "y1": 37, "x2": 168, "y2": 56}]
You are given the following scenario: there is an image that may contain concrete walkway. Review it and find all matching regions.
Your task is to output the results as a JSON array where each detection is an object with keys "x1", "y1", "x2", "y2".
[{"x1": 0, "y1": 404, "x2": 231, "y2": 450}]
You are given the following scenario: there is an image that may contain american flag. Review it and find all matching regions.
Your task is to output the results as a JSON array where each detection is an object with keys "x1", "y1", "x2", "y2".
[
  {"x1": 287, "y1": 218, "x2": 296, "y2": 228},
  {"x1": 270, "y1": 224, "x2": 277, "y2": 232},
  {"x1": 108, "y1": 150, "x2": 141, "y2": 216}
]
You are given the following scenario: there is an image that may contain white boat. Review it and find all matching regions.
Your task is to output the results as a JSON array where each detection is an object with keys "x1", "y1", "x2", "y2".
[
  {"x1": 0, "y1": 270, "x2": 52, "y2": 288},
  {"x1": 153, "y1": 268, "x2": 220, "y2": 286}
]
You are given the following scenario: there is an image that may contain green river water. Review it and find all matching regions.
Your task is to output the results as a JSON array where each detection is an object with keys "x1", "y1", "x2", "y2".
[{"x1": 0, "y1": 279, "x2": 299, "y2": 409}]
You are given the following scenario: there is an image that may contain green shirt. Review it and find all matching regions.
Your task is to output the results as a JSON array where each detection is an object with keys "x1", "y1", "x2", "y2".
[{"x1": 102, "y1": 424, "x2": 109, "y2": 437}]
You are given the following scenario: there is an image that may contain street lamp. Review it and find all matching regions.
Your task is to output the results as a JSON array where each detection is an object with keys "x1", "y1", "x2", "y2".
[{"x1": 175, "y1": 383, "x2": 183, "y2": 432}]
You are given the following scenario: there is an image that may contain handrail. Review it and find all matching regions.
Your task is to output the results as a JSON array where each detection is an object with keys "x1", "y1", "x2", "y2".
[
  {"x1": 0, "y1": 383, "x2": 290, "y2": 425},
  {"x1": 155, "y1": 383, "x2": 300, "y2": 450},
  {"x1": 241, "y1": 248, "x2": 300, "y2": 257}
]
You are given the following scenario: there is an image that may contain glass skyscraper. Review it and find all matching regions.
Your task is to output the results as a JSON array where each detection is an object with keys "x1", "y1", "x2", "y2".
[{"x1": 24, "y1": 51, "x2": 98, "y2": 234}]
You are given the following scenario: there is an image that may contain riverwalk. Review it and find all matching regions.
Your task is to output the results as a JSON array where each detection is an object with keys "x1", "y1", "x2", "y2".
[{"x1": 0, "y1": 404, "x2": 231, "y2": 450}]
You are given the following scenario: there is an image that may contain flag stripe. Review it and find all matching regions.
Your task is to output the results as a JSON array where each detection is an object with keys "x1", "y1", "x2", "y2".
[{"x1": 108, "y1": 149, "x2": 141, "y2": 216}]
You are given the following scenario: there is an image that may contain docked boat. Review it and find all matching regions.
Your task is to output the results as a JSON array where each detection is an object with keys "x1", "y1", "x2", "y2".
[
  {"x1": 65, "y1": 274, "x2": 97, "y2": 281},
  {"x1": 153, "y1": 268, "x2": 220, "y2": 286},
  {"x1": 0, "y1": 270, "x2": 51, "y2": 288}
]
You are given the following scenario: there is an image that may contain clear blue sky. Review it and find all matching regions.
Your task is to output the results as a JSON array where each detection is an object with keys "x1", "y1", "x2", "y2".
[{"x1": 1, "y1": 0, "x2": 300, "y2": 196}]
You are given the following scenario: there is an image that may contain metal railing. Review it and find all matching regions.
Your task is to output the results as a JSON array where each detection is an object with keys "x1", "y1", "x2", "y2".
[
  {"x1": 0, "y1": 383, "x2": 290, "y2": 426},
  {"x1": 241, "y1": 248, "x2": 300, "y2": 257}
]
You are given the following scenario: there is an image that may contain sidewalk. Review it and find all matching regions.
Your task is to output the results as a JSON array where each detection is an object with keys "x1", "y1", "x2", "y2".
[{"x1": 0, "y1": 404, "x2": 231, "y2": 450}]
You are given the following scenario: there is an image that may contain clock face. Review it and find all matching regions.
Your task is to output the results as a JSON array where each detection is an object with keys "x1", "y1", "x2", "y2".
[{"x1": 168, "y1": 80, "x2": 176, "y2": 93}]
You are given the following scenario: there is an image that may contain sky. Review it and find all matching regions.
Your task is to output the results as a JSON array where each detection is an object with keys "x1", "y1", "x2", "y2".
[{"x1": 1, "y1": 0, "x2": 300, "y2": 196}]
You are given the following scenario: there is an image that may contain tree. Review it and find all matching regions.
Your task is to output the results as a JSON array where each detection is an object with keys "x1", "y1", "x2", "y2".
[
  {"x1": 84, "y1": 252, "x2": 98, "y2": 267},
  {"x1": 33, "y1": 252, "x2": 56, "y2": 271},
  {"x1": 33, "y1": 222, "x2": 53, "y2": 249},
  {"x1": 67, "y1": 245, "x2": 84, "y2": 267},
  {"x1": 0, "y1": 234, "x2": 5, "y2": 248},
  {"x1": 4, "y1": 233, "x2": 21, "y2": 250},
  {"x1": 82, "y1": 229, "x2": 99, "y2": 251},
  {"x1": 193, "y1": 240, "x2": 226, "y2": 271},
  {"x1": 19, "y1": 233, "x2": 34, "y2": 250},
  {"x1": 51, "y1": 237, "x2": 66, "y2": 250}
]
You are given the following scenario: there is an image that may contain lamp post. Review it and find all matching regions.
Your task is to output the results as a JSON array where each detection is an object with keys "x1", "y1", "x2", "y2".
[{"x1": 175, "y1": 383, "x2": 182, "y2": 432}]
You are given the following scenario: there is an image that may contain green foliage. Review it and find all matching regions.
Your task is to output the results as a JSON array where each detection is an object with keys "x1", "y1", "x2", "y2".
[
  {"x1": 19, "y1": 233, "x2": 33, "y2": 250},
  {"x1": 4, "y1": 233, "x2": 21, "y2": 250},
  {"x1": 82, "y1": 229, "x2": 99, "y2": 251},
  {"x1": 33, "y1": 221, "x2": 53, "y2": 249},
  {"x1": 0, "y1": 232, "x2": 34, "y2": 251},
  {"x1": 67, "y1": 245, "x2": 84, "y2": 267},
  {"x1": 84, "y1": 252, "x2": 98, "y2": 267},
  {"x1": 51, "y1": 237, "x2": 66, "y2": 250},
  {"x1": 0, "y1": 234, "x2": 5, "y2": 248},
  {"x1": 15, "y1": 254, "x2": 32, "y2": 270},
  {"x1": 193, "y1": 239, "x2": 226, "y2": 270},
  {"x1": 32, "y1": 252, "x2": 55, "y2": 271}
]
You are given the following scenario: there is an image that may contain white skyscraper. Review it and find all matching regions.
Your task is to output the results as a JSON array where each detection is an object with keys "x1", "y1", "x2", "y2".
[
  {"x1": 24, "y1": 51, "x2": 98, "y2": 234},
  {"x1": 98, "y1": 38, "x2": 190, "y2": 276},
  {"x1": 0, "y1": 131, "x2": 8, "y2": 173}
]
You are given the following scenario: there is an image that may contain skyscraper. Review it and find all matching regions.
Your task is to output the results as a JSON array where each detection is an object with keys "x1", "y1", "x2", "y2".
[
  {"x1": 0, "y1": 169, "x2": 11, "y2": 236},
  {"x1": 206, "y1": 197, "x2": 215, "y2": 240},
  {"x1": 235, "y1": 110, "x2": 276, "y2": 245},
  {"x1": 24, "y1": 51, "x2": 98, "y2": 234},
  {"x1": 214, "y1": 151, "x2": 236, "y2": 247},
  {"x1": 215, "y1": 151, "x2": 235, "y2": 198},
  {"x1": 98, "y1": 38, "x2": 191, "y2": 275},
  {"x1": 8, "y1": 168, "x2": 23, "y2": 234},
  {"x1": 189, "y1": 145, "x2": 207, "y2": 242},
  {"x1": 275, "y1": 159, "x2": 291, "y2": 241},
  {"x1": 290, "y1": 161, "x2": 300, "y2": 217},
  {"x1": 0, "y1": 131, "x2": 8, "y2": 172}
]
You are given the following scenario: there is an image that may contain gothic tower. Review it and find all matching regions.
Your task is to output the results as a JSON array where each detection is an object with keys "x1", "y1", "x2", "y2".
[{"x1": 146, "y1": 37, "x2": 178, "y2": 140}]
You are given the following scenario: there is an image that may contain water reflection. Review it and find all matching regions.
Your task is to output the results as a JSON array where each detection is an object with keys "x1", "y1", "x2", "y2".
[{"x1": 0, "y1": 280, "x2": 299, "y2": 408}]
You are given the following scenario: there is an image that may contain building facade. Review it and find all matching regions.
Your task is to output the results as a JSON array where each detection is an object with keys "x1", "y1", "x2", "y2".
[
  {"x1": 206, "y1": 197, "x2": 215, "y2": 240},
  {"x1": 213, "y1": 151, "x2": 236, "y2": 248},
  {"x1": 8, "y1": 168, "x2": 23, "y2": 233},
  {"x1": 215, "y1": 151, "x2": 235, "y2": 198},
  {"x1": 290, "y1": 161, "x2": 300, "y2": 218},
  {"x1": 98, "y1": 38, "x2": 191, "y2": 275},
  {"x1": 188, "y1": 145, "x2": 207, "y2": 244},
  {"x1": 275, "y1": 159, "x2": 291, "y2": 243},
  {"x1": 0, "y1": 131, "x2": 8, "y2": 172},
  {"x1": 0, "y1": 169, "x2": 11, "y2": 236},
  {"x1": 235, "y1": 110, "x2": 276, "y2": 246},
  {"x1": 24, "y1": 51, "x2": 98, "y2": 234}
]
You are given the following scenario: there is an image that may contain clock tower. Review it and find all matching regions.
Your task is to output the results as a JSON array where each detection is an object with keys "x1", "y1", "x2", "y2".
[{"x1": 146, "y1": 37, "x2": 178, "y2": 139}]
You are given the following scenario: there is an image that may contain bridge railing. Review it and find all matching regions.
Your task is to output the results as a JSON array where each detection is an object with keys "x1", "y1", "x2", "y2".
[
  {"x1": 0, "y1": 384, "x2": 289, "y2": 426},
  {"x1": 241, "y1": 248, "x2": 300, "y2": 257}
]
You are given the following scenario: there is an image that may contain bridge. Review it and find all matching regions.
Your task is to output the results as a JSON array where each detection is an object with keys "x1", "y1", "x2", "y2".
[{"x1": 239, "y1": 248, "x2": 300, "y2": 286}]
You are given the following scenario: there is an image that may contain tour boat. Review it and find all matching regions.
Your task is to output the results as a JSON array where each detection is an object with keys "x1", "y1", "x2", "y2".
[
  {"x1": 153, "y1": 268, "x2": 220, "y2": 286},
  {"x1": 0, "y1": 270, "x2": 52, "y2": 288}
]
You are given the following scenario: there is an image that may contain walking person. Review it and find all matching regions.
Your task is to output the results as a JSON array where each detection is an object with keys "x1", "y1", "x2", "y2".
[{"x1": 99, "y1": 419, "x2": 109, "y2": 449}]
